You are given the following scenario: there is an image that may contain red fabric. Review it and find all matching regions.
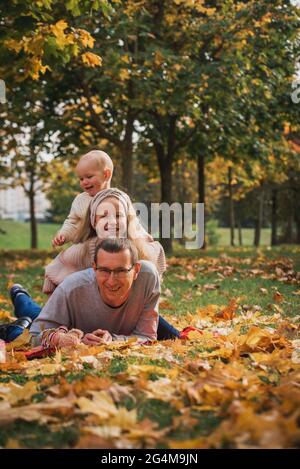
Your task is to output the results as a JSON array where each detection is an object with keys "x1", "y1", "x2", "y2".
[
  {"x1": 179, "y1": 326, "x2": 203, "y2": 340},
  {"x1": 24, "y1": 346, "x2": 56, "y2": 360}
]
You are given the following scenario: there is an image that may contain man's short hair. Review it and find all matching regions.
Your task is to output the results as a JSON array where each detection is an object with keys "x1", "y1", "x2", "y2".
[{"x1": 94, "y1": 238, "x2": 139, "y2": 265}]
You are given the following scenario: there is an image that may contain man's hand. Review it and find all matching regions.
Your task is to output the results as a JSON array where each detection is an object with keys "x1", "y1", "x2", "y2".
[
  {"x1": 51, "y1": 234, "x2": 66, "y2": 247},
  {"x1": 82, "y1": 329, "x2": 112, "y2": 346}
]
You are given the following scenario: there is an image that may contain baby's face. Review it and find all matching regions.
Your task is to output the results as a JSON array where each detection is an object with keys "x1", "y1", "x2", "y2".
[
  {"x1": 95, "y1": 197, "x2": 127, "y2": 238},
  {"x1": 76, "y1": 160, "x2": 106, "y2": 196}
]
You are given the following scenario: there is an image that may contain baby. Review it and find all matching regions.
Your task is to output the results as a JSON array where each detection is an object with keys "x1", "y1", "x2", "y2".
[{"x1": 52, "y1": 150, "x2": 113, "y2": 247}]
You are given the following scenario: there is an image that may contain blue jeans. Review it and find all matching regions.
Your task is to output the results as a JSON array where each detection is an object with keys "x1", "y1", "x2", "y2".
[
  {"x1": 14, "y1": 294, "x2": 41, "y2": 321},
  {"x1": 13, "y1": 293, "x2": 180, "y2": 341}
]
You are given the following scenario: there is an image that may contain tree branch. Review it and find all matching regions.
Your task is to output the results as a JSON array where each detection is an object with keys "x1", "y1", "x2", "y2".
[{"x1": 79, "y1": 78, "x2": 122, "y2": 147}]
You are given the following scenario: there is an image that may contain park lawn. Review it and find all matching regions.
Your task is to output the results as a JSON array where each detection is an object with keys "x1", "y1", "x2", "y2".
[
  {"x1": 217, "y1": 227, "x2": 271, "y2": 246},
  {"x1": 0, "y1": 220, "x2": 60, "y2": 250},
  {"x1": 0, "y1": 246, "x2": 299, "y2": 448},
  {"x1": 0, "y1": 220, "x2": 273, "y2": 249}
]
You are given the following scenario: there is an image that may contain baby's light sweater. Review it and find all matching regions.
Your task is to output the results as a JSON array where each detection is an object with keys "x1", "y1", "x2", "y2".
[{"x1": 58, "y1": 192, "x2": 92, "y2": 242}]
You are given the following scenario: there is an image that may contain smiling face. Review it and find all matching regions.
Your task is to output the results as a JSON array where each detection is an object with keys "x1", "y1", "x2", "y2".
[
  {"x1": 95, "y1": 197, "x2": 128, "y2": 238},
  {"x1": 93, "y1": 248, "x2": 140, "y2": 307},
  {"x1": 76, "y1": 159, "x2": 107, "y2": 196}
]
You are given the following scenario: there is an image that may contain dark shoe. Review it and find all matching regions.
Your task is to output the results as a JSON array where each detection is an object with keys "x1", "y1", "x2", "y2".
[
  {"x1": 9, "y1": 284, "x2": 29, "y2": 303},
  {"x1": 0, "y1": 316, "x2": 32, "y2": 342}
]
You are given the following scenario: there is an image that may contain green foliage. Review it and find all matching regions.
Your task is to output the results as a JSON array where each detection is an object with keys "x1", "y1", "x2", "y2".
[
  {"x1": 206, "y1": 219, "x2": 221, "y2": 246},
  {"x1": 137, "y1": 399, "x2": 179, "y2": 429},
  {"x1": 108, "y1": 357, "x2": 128, "y2": 375},
  {"x1": 0, "y1": 0, "x2": 300, "y2": 251},
  {"x1": 0, "y1": 420, "x2": 79, "y2": 448},
  {"x1": 45, "y1": 161, "x2": 80, "y2": 223},
  {"x1": 169, "y1": 411, "x2": 222, "y2": 441}
]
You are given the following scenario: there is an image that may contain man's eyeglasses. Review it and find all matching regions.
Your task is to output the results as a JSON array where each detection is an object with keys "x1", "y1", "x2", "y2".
[{"x1": 95, "y1": 265, "x2": 134, "y2": 278}]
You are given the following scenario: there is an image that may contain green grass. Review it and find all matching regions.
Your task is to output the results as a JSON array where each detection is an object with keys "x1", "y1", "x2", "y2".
[
  {"x1": 0, "y1": 220, "x2": 274, "y2": 249},
  {"x1": 217, "y1": 227, "x2": 271, "y2": 246},
  {"x1": 162, "y1": 254, "x2": 300, "y2": 321},
  {"x1": 0, "y1": 220, "x2": 60, "y2": 250}
]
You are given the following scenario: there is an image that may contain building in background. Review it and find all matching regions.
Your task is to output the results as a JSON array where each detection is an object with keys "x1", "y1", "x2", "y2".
[{"x1": 0, "y1": 184, "x2": 50, "y2": 221}]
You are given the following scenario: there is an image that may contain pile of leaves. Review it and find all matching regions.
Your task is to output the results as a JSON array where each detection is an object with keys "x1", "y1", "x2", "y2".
[{"x1": 0, "y1": 248, "x2": 300, "y2": 449}]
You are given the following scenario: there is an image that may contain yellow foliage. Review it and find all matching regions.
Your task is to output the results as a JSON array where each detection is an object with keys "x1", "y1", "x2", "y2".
[
  {"x1": 77, "y1": 29, "x2": 95, "y2": 48},
  {"x1": 0, "y1": 309, "x2": 14, "y2": 321},
  {"x1": 50, "y1": 19, "x2": 68, "y2": 40},
  {"x1": 5, "y1": 329, "x2": 31, "y2": 351},
  {"x1": 26, "y1": 57, "x2": 50, "y2": 80},
  {"x1": 81, "y1": 52, "x2": 102, "y2": 67},
  {"x1": 5, "y1": 39, "x2": 23, "y2": 53},
  {"x1": 0, "y1": 381, "x2": 38, "y2": 405},
  {"x1": 76, "y1": 391, "x2": 118, "y2": 421},
  {"x1": 118, "y1": 68, "x2": 130, "y2": 80},
  {"x1": 154, "y1": 50, "x2": 164, "y2": 66}
]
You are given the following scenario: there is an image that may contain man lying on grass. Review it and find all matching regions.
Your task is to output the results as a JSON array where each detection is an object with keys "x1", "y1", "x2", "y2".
[{"x1": 7, "y1": 238, "x2": 163, "y2": 349}]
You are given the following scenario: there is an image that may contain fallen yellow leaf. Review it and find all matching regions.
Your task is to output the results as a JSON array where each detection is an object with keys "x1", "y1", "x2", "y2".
[{"x1": 6, "y1": 329, "x2": 31, "y2": 351}]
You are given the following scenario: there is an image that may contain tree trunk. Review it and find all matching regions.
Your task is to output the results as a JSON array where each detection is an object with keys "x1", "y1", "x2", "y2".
[
  {"x1": 175, "y1": 163, "x2": 185, "y2": 246},
  {"x1": 121, "y1": 142, "x2": 133, "y2": 195},
  {"x1": 121, "y1": 111, "x2": 135, "y2": 195},
  {"x1": 159, "y1": 160, "x2": 173, "y2": 254},
  {"x1": 28, "y1": 180, "x2": 37, "y2": 249},
  {"x1": 254, "y1": 182, "x2": 265, "y2": 247},
  {"x1": 294, "y1": 188, "x2": 300, "y2": 244},
  {"x1": 153, "y1": 115, "x2": 177, "y2": 255},
  {"x1": 295, "y1": 212, "x2": 300, "y2": 244},
  {"x1": 286, "y1": 211, "x2": 294, "y2": 244},
  {"x1": 228, "y1": 166, "x2": 235, "y2": 246},
  {"x1": 198, "y1": 153, "x2": 206, "y2": 249},
  {"x1": 237, "y1": 219, "x2": 243, "y2": 246},
  {"x1": 154, "y1": 141, "x2": 173, "y2": 254},
  {"x1": 271, "y1": 188, "x2": 278, "y2": 246}
]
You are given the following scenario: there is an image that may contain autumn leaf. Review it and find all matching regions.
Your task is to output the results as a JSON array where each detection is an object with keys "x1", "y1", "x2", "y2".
[
  {"x1": 239, "y1": 326, "x2": 288, "y2": 353},
  {"x1": 203, "y1": 283, "x2": 220, "y2": 291},
  {"x1": 159, "y1": 300, "x2": 175, "y2": 310},
  {"x1": 215, "y1": 299, "x2": 238, "y2": 320},
  {"x1": 119, "y1": 69, "x2": 130, "y2": 80},
  {"x1": 273, "y1": 291, "x2": 284, "y2": 303},
  {"x1": 76, "y1": 391, "x2": 118, "y2": 421},
  {"x1": 27, "y1": 58, "x2": 50, "y2": 80},
  {"x1": 0, "y1": 380, "x2": 38, "y2": 405},
  {"x1": 5, "y1": 329, "x2": 31, "y2": 351},
  {"x1": 0, "y1": 309, "x2": 14, "y2": 322},
  {"x1": 81, "y1": 52, "x2": 102, "y2": 67},
  {"x1": 77, "y1": 29, "x2": 95, "y2": 48}
]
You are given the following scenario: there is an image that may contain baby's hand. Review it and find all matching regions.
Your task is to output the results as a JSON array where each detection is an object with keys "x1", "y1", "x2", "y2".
[
  {"x1": 50, "y1": 328, "x2": 83, "y2": 349},
  {"x1": 52, "y1": 234, "x2": 66, "y2": 247}
]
